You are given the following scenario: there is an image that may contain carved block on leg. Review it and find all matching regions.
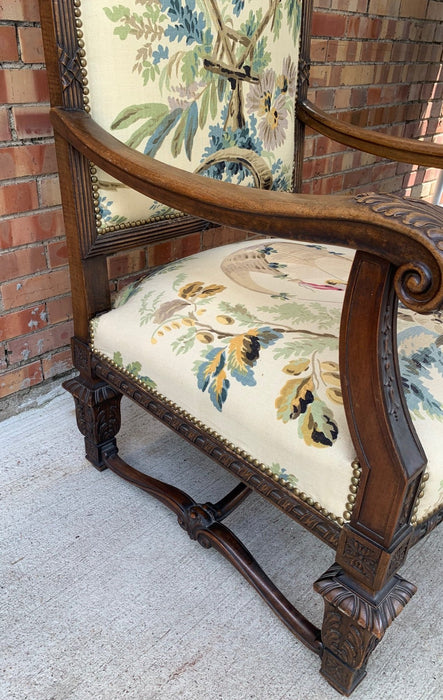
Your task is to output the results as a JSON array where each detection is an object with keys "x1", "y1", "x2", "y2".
[
  {"x1": 63, "y1": 376, "x2": 122, "y2": 470},
  {"x1": 314, "y1": 564, "x2": 416, "y2": 696}
]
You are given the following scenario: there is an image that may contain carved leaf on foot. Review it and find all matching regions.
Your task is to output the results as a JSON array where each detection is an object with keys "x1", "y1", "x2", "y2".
[{"x1": 315, "y1": 564, "x2": 416, "y2": 639}]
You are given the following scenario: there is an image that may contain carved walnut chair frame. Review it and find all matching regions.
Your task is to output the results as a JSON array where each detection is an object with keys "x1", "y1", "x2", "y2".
[{"x1": 39, "y1": 0, "x2": 443, "y2": 695}]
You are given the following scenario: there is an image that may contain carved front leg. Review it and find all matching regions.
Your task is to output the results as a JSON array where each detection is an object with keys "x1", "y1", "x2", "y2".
[
  {"x1": 63, "y1": 376, "x2": 122, "y2": 470},
  {"x1": 315, "y1": 564, "x2": 416, "y2": 696}
]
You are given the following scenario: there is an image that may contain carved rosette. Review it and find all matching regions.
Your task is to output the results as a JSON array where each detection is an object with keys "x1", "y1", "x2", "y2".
[{"x1": 178, "y1": 503, "x2": 217, "y2": 548}]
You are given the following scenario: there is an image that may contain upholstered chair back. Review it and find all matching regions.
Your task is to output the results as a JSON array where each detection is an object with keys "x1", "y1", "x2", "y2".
[{"x1": 74, "y1": 0, "x2": 307, "y2": 233}]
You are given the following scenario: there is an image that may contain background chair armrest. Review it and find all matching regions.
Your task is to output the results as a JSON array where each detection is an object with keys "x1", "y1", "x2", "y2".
[
  {"x1": 297, "y1": 99, "x2": 443, "y2": 169},
  {"x1": 51, "y1": 107, "x2": 443, "y2": 313}
]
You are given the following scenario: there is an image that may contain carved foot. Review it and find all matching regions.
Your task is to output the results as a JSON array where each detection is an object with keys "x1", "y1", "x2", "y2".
[
  {"x1": 315, "y1": 564, "x2": 416, "y2": 695},
  {"x1": 63, "y1": 376, "x2": 122, "y2": 470}
]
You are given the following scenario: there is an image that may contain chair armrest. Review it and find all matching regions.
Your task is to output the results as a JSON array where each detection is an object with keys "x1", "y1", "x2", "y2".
[
  {"x1": 51, "y1": 107, "x2": 443, "y2": 313},
  {"x1": 298, "y1": 99, "x2": 443, "y2": 169}
]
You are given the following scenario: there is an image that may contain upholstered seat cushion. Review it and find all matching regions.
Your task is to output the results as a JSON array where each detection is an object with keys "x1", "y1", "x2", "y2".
[{"x1": 91, "y1": 239, "x2": 443, "y2": 525}]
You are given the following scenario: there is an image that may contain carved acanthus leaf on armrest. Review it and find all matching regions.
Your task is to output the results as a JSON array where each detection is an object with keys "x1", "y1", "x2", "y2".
[{"x1": 354, "y1": 193, "x2": 443, "y2": 313}]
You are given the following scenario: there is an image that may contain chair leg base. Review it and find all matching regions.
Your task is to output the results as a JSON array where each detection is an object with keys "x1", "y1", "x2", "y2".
[
  {"x1": 318, "y1": 611, "x2": 379, "y2": 695},
  {"x1": 320, "y1": 649, "x2": 369, "y2": 697},
  {"x1": 63, "y1": 375, "x2": 122, "y2": 471},
  {"x1": 315, "y1": 564, "x2": 416, "y2": 695}
]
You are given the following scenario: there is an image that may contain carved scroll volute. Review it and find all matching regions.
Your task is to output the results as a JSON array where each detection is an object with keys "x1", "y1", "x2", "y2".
[
  {"x1": 339, "y1": 251, "x2": 426, "y2": 557},
  {"x1": 354, "y1": 194, "x2": 443, "y2": 315}
]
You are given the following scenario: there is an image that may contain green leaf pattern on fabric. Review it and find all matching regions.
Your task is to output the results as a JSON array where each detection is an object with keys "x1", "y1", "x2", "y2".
[
  {"x1": 102, "y1": 0, "x2": 302, "y2": 196},
  {"x1": 112, "y1": 351, "x2": 157, "y2": 388}
]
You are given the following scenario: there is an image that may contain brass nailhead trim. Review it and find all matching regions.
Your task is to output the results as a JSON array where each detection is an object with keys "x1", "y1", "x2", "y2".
[
  {"x1": 411, "y1": 471, "x2": 432, "y2": 525},
  {"x1": 343, "y1": 458, "x2": 362, "y2": 522}
]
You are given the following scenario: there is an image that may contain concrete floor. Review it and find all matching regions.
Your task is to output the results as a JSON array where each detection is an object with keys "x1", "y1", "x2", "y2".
[{"x1": 1, "y1": 387, "x2": 442, "y2": 700}]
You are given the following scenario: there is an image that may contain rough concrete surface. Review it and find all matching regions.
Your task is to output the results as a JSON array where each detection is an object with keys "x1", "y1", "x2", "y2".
[{"x1": 1, "y1": 389, "x2": 442, "y2": 699}]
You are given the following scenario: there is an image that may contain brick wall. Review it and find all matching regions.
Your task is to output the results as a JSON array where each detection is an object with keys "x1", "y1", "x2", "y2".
[
  {"x1": 0, "y1": 0, "x2": 74, "y2": 404},
  {"x1": 302, "y1": 0, "x2": 443, "y2": 197},
  {"x1": 1, "y1": 0, "x2": 442, "y2": 408}
]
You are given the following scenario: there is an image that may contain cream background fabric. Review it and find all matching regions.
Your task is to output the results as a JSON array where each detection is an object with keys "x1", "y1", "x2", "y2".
[{"x1": 80, "y1": 1, "x2": 302, "y2": 230}]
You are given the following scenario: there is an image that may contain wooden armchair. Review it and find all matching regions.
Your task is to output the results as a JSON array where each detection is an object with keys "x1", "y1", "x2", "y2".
[{"x1": 39, "y1": 0, "x2": 443, "y2": 695}]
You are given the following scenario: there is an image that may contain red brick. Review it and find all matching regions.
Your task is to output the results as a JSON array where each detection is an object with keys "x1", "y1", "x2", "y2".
[
  {"x1": 0, "y1": 107, "x2": 11, "y2": 141},
  {"x1": 313, "y1": 88, "x2": 334, "y2": 110},
  {"x1": 428, "y1": 0, "x2": 443, "y2": 21},
  {"x1": 173, "y1": 232, "x2": 201, "y2": 259},
  {"x1": 146, "y1": 231, "x2": 203, "y2": 266},
  {"x1": 7, "y1": 320, "x2": 74, "y2": 364},
  {"x1": 115, "y1": 272, "x2": 143, "y2": 293},
  {"x1": 13, "y1": 105, "x2": 52, "y2": 139},
  {"x1": 0, "y1": 303, "x2": 47, "y2": 341},
  {"x1": 0, "y1": 143, "x2": 57, "y2": 181},
  {"x1": 309, "y1": 65, "x2": 332, "y2": 88},
  {"x1": 423, "y1": 168, "x2": 440, "y2": 183},
  {"x1": 403, "y1": 170, "x2": 425, "y2": 189},
  {"x1": 0, "y1": 245, "x2": 47, "y2": 281},
  {"x1": 39, "y1": 176, "x2": 61, "y2": 207},
  {"x1": 368, "y1": 0, "x2": 401, "y2": 17},
  {"x1": 0, "y1": 68, "x2": 49, "y2": 104},
  {"x1": 311, "y1": 13, "x2": 347, "y2": 38},
  {"x1": 148, "y1": 239, "x2": 173, "y2": 267},
  {"x1": 0, "y1": 181, "x2": 38, "y2": 216},
  {"x1": 0, "y1": 26, "x2": 18, "y2": 61},
  {"x1": 0, "y1": 209, "x2": 64, "y2": 250},
  {"x1": 202, "y1": 226, "x2": 248, "y2": 251},
  {"x1": 107, "y1": 248, "x2": 146, "y2": 279},
  {"x1": 310, "y1": 39, "x2": 328, "y2": 62},
  {"x1": 0, "y1": 0, "x2": 40, "y2": 21},
  {"x1": 42, "y1": 347, "x2": 73, "y2": 379},
  {"x1": 18, "y1": 26, "x2": 44, "y2": 63},
  {"x1": 1, "y1": 267, "x2": 71, "y2": 310},
  {"x1": 340, "y1": 0, "x2": 367, "y2": 9},
  {"x1": 400, "y1": 0, "x2": 428, "y2": 19},
  {"x1": 47, "y1": 240, "x2": 69, "y2": 268},
  {"x1": 333, "y1": 87, "x2": 352, "y2": 110},
  {"x1": 46, "y1": 295, "x2": 73, "y2": 324},
  {"x1": 0, "y1": 360, "x2": 43, "y2": 398}
]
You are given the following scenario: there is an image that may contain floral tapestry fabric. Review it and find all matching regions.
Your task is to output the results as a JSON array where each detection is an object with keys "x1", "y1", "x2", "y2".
[
  {"x1": 79, "y1": 1, "x2": 302, "y2": 230},
  {"x1": 92, "y1": 239, "x2": 443, "y2": 524}
]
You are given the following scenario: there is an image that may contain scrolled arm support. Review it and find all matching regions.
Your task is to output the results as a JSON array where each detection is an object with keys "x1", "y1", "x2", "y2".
[
  {"x1": 353, "y1": 192, "x2": 443, "y2": 313},
  {"x1": 395, "y1": 261, "x2": 435, "y2": 310}
]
